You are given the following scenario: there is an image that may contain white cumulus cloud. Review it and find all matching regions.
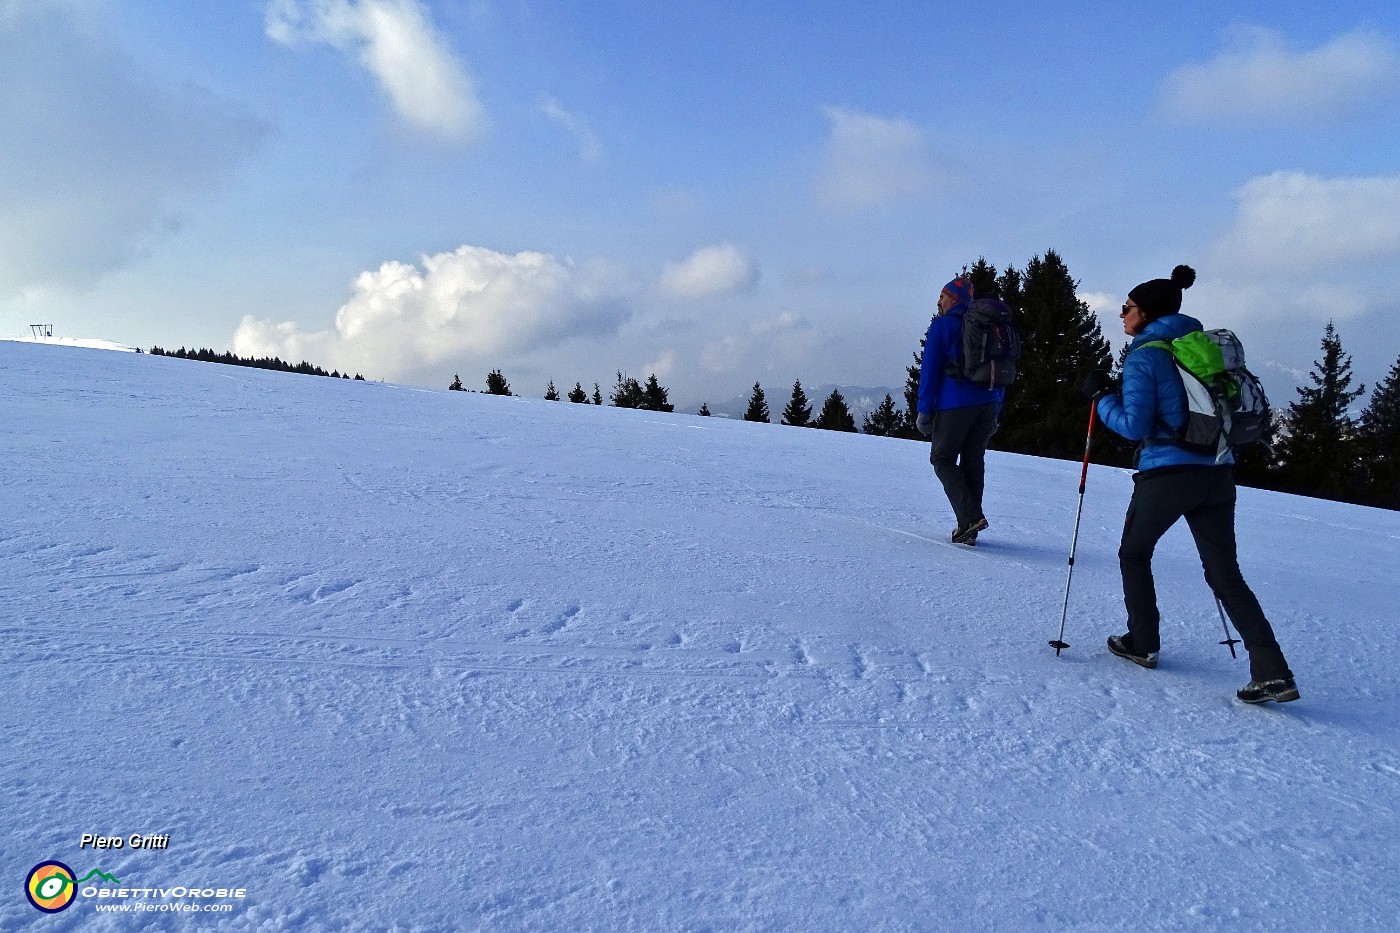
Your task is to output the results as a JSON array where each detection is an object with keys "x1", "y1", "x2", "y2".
[
  {"x1": 659, "y1": 243, "x2": 760, "y2": 299},
  {"x1": 1197, "y1": 170, "x2": 1400, "y2": 338},
  {"x1": 233, "y1": 245, "x2": 631, "y2": 380},
  {"x1": 266, "y1": 0, "x2": 483, "y2": 140},
  {"x1": 1161, "y1": 26, "x2": 1400, "y2": 124},
  {"x1": 815, "y1": 106, "x2": 935, "y2": 210},
  {"x1": 1217, "y1": 171, "x2": 1400, "y2": 273}
]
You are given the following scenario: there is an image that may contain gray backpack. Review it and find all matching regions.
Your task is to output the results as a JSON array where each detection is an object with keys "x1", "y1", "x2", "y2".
[
  {"x1": 945, "y1": 298, "x2": 1020, "y2": 388},
  {"x1": 1139, "y1": 328, "x2": 1274, "y2": 462}
]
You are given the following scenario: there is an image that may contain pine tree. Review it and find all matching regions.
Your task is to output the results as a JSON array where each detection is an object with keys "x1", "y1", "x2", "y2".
[
  {"x1": 815, "y1": 389, "x2": 857, "y2": 432},
  {"x1": 698, "y1": 402, "x2": 712, "y2": 416},
  {"x1": 996, "y1": 264, "x2": 1023, "y2": 315},
  {"x1": 611, "y1": 371, "x2": 645, "y2": 408},
  {"x1": 593, "y1": 383, "x2": 603, "y2": 405},
  {"x1": 964, "y1": 256, "x2": 999, "y2": 299},
  {"x1": 744, "y1": 382, "x2": 770, "y2": 423},
  {"x1": 781, "y1": 379, "x2": 813, "y2": 427},
  {"x1": 486, "y1": 369, "x2": 512, "y2": 396},
  {"x1": 641, "y1": 374, "x2": 675, "y2": 412},
  {"x1": 449, "y1": 374, "x2": 465, "y2": 391},
  {"x1": 993, "y1": 249, "x2": 1112, "y2": 461},
  {"x1": 862, "y1": 393, "x2": 905, "y2": 437},
  {"x1": 568, "y1": 382, "x2": 588, "y2": 403},
  {"x1": 1275, "y1": 322, "x2": 1366, "y2": 501},
  {"x1": 901, "y1": 342, "x2": 924, "y2": 440},
  {"x1": 1358, "y1": 353, "x2": 1400, "y2": 508},
  {"x1": 544, "y1": 380, "x2": 560, "y2": 401}
]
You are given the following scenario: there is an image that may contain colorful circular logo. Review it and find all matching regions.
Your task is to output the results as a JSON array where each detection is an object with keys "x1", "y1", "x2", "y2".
[{"x1": 26, "y1": 861, "x2": 77, "y2": 913}]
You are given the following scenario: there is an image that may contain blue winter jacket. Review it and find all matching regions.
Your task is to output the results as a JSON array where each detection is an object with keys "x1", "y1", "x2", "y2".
[
  {"x1": 917, "y1": 302, "x2": 1006, "y2": 413},
  {"x1": 1096, "y1": 312, "x2": 1232, "y2": 472}
]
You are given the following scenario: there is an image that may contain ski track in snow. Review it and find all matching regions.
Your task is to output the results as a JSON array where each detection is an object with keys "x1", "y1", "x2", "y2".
[{"x1": 2, "y1": 342, "x2": 1399, "y2": 931}]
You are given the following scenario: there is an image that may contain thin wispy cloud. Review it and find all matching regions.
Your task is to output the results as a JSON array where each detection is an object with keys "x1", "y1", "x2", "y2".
[
  {"x1": 233, "y1": 245, "x2": 631, "y2": 380},
  {"x1": 266, "y1": 0, "x2": 483, "y2": 141},
  {"x1": 540, "y1": 94, "x2": 603, "y2": 164},
  {"x1": 659, "y1": 243, "x2": 760, "y2": 299},
  {"x1": 1161, "y1": 26, "x2": 1400, "y2": 125},
  {"x1": 0, "y1": 0, "x2": 97, "y2": 21},
  {"x1": 640, "y1": 348, "x2": 677, "y2": 379},
  {"x1": 700, "y1": 310, "x2": 819, "y2": 375},
  {"x1": 815, "y1": 106, "x2": 936, "y2": 211}
]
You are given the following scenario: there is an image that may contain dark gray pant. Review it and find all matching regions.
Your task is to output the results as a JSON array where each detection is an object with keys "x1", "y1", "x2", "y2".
[
  {"x1": 1119, "y1": 467, "x2": 1291, "y2": 680},
  {"x1": 929, "y1": 403, "x2": 999, "y2": 529}
]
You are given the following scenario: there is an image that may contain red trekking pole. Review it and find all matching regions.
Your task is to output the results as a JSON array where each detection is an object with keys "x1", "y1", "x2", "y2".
[{"x1": 1050, "y1": 403, "x2": 1098, "y2": 655}]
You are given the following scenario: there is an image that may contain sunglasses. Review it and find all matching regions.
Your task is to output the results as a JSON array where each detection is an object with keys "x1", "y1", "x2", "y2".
[{"x1": 1120, "y1": 303, "x2": 1139, "y2": 317}]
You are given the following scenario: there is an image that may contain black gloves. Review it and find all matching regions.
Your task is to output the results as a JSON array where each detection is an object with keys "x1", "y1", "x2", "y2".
[
  {"x1": 916, "y1": 412, "x2": 935, "y2": 437},
  {"x1": 1079, "y1": 369, "x2": 1114, "y2": 400}
]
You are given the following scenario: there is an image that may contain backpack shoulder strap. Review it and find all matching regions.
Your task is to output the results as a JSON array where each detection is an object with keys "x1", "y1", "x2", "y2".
[
  {"x1": 1134, "y1": 339, "x2": 1172, "y2": 354},
  {"x1": 1129, "y1": 339, "x2": 1201, "y2": 448}
]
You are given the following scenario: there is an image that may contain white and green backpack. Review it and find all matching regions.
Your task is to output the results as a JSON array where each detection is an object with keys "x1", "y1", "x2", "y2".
[{"x1": 1137, "y1": 329, "x2": 1273, "y2": 462}]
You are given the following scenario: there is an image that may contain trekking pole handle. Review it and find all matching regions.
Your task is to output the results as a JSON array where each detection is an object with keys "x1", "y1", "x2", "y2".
[{"x1": 1077, "y1": 403, "x2": 1098, "y2": 493}]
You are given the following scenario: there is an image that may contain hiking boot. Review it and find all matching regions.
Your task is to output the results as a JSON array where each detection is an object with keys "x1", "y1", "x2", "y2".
[
  {"x1": 1237, "y1": 677, "x2": 1300, "y2": 704},
  {"x1": 1107, "y1": 633, "x2": 1158, "y2": 669},
  {"x1": 951, "y1": 517, "x2": 988, "y2": 545}
]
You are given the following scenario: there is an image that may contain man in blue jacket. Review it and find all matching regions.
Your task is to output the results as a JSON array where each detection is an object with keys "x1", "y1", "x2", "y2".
[
  {"x1": 1082, "y1": 265, "x2": 1298, "y2": 704},
  {"x1": 916, "y1": 277, "x2": 1006, "y2": 545}
]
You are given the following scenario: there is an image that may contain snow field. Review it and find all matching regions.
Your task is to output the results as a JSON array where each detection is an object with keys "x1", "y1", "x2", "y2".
[{"x1": 2, "y1": 340, "x2": 1397, "y2": 931}]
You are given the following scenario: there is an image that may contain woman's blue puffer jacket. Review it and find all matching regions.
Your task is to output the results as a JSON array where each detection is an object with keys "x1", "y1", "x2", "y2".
[{"x1": 1095, "y1": 312, "x2": 1231, "y2": 472}]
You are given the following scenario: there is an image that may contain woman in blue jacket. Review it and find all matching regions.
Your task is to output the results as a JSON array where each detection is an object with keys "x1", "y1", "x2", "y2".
[{"x1": 1084, "y1": 265, "x2": 1298, "y2": 704}]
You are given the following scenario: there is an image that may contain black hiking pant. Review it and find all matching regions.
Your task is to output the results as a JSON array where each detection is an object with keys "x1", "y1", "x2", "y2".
[
  {"x1": 1119, "y1": 466, "x2": 1291, "y2": 681},
  {"x1": 929, "y1": 402, "x2": 999, "y2": 530}
]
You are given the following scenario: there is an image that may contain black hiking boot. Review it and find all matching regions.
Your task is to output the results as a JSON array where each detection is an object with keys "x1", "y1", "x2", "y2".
[
  {"x1": 1107, "y1": 633, "x2": 1158, "y2": 669},
  {"x1": 1237, "y1": 677, "x2": 1300, "y2": 704},
  {"x1": 948, "y1": 527, "x2": 979, "y2": 546},
  {"x1": 951, "y1": 517, "x2": 988, "y2": 545}
]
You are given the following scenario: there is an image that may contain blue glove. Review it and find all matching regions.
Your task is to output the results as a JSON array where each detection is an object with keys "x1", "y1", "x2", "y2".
[{"x1": 916, "y1": 412, "x2": 935, "y2": 437}]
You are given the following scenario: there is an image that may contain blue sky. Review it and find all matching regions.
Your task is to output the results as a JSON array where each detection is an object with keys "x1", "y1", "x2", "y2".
[{"x1": 4, "y1": 0, "x2": 1400, "y2": 407}]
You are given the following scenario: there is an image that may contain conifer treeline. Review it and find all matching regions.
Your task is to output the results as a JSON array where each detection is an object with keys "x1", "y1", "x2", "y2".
[
  {"x1": 462, "y1": 248, "x2": 1400, "y2": 510},
  {"x1": 151, "y1": 346, "x2": 364, "y2": 381},
  {"x1": 1262, "y1": 322, "x2": 1400, "y2": 510}
]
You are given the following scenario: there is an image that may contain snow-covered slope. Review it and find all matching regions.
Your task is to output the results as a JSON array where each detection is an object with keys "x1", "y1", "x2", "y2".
[
  {"x1": 3, "y1": 335, "x2": 138, "y2": 352},
  {"x1": 3, "y1": 340, "x2": 1397, "y2": 931}
]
